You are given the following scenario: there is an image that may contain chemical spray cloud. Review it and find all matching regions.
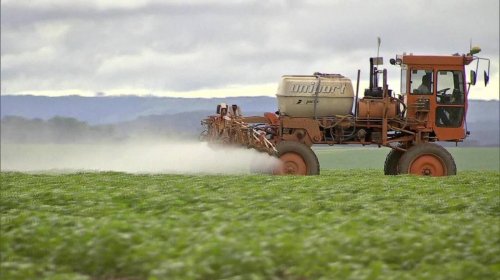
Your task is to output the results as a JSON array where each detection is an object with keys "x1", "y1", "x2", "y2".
[{"x1": 0, "y1": 141, "x2": 281, "y2": 174}]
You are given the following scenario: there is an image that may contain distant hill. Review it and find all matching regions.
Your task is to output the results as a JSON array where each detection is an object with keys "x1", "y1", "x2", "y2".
[
  {"x1": 0, "y1": 95, "x2": 278, "y2": 124},
  {"x1": 465, "y1": 100, "x2": 499, "y2": 123},
  {"x1": 1, "y1": 95, "x2": 498, "y2": 146},
  {"x1": 462, "y1": 100, "x2": 499, "y2": 147}
]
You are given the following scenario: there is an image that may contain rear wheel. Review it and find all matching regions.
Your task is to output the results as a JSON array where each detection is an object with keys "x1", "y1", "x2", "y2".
[
  {"x1": 384, "y1": 148, "x2": 404, "y2": 175},
  {"x1": 398, "y1": 143, "x2": 456, "y2": 176},
  {"x1": 274, "y1": 141, "x2": 320, "y2": 175}
]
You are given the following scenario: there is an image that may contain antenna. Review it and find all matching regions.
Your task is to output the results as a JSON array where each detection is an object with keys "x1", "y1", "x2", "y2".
[{"x1": 377, "y1": 36, "x2": 381, "y2": 58}]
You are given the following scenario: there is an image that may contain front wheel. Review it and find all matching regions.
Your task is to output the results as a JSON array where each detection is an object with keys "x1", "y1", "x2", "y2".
[
  {"x1": 398, "y1": 143, "x2": 456, "y2": 176},
  {"x1": 274, "y1": 141, "x2": 320, "y2": 175}
]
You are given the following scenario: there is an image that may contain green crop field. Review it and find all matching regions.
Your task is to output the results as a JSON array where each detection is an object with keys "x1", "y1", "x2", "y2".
[{"x1": 1, "y1": 170, "x2": 499, "y2": 280}]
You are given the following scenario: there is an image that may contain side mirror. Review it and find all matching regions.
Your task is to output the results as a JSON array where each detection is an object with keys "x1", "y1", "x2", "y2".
[
  {"x1": 470, "y1": 70, "x2": 477, "y2": 85},
  {"x1": 484, "y1": 70, "x2": 490, "y2": 86}
]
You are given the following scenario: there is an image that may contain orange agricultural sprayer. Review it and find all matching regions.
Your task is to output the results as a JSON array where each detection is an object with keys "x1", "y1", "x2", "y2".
[{"x1": 201, "y1": 46, "x2": 490, "y2": 176}]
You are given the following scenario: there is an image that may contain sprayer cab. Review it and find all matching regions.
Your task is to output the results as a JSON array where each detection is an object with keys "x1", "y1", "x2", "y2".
[{"x1": 389, "y1": 50, "x2": 490, "y2": 142}]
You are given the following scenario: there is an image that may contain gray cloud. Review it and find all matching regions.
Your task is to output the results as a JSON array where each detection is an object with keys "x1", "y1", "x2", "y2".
[{"x1": 1, "y1": 0, "x2": 499, "y2": 96}]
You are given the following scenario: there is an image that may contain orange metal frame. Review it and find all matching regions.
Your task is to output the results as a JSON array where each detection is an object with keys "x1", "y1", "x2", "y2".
[{"x1": 270, "y1": 54, "x2": 474, "y2": 150}]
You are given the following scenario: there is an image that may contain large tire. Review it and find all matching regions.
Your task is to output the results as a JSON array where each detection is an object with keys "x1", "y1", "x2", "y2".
[
  {"x1": 384, "y1": 148, "x2": 404, "y2": 175},
  {"x1": 398, "y1": 143, "x2": 456, "y2": 176},
  {"x1": 274, "y1": 141, "x2": 320, "y2": 175}
]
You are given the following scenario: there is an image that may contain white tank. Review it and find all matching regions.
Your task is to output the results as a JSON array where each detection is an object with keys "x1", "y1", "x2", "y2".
[{"x1": 276, "y1": 74, "x2": 354, "y2": 117}]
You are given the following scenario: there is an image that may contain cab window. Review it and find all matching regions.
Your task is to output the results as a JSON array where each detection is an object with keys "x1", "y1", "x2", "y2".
[
  {"x1": 436, "y1": 70, "x2": 464, "y2": 105},
  {"x1": 436, "y1": 107, "x2": 464, "y2": 127},
  {"x1": 410, "y1": 69, "x2": 433, "y2": 94},
  {"x1": 400, "y1": 68, "x2": 407, "y2": 94}
]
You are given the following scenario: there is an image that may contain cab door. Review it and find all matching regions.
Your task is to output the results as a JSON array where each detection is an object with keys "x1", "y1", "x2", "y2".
[{"x1": 432, "y1": 69, "x2": 466, "y2": 140}]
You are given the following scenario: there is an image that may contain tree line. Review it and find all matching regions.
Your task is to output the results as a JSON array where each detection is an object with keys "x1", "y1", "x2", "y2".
[
  {"x1": 1, "y1": 115, "x2": 496, "y2": 146},
  {"x1": 1, "y1": 116, "x2": 122, "y2": 144}
]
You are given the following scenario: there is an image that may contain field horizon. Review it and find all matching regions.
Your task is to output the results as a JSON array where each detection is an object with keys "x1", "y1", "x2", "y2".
[{"x1": 1, "y1": 144, "x2": 499, "y2": 174}]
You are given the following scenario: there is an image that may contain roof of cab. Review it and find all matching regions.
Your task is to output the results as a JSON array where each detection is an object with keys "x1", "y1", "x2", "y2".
[{"x1": 402, "y1": 54, "x2": 474, "y2": 66}]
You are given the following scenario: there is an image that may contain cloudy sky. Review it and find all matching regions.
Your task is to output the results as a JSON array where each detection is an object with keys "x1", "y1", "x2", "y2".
[{"x1": 1, "y1": 0, "x2": 499, "y2": 99}]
